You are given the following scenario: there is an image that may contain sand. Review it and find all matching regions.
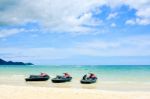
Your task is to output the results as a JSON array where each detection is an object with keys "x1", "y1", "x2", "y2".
[{"x1": 0, "y1": 85, "x2": 150, "y2": 99}]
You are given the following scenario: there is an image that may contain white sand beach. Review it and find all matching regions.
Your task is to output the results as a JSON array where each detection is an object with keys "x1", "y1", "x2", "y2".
[{"x1": 0, "y1": 85, "x2": 150, "y2": 99}]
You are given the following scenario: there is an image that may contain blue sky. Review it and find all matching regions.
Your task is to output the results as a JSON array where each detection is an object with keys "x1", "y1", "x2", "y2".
[{"x1": 0, "y1": 0, "x2": 150, "y2": 65}]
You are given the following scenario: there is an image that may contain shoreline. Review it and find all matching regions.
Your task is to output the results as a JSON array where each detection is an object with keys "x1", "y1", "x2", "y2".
[
  {"x1": 1, "y1": 79, "x2": 150, "y2": 91},
  {"x1": 0, "y1": 85, "x2": 150, "y2": 99}
]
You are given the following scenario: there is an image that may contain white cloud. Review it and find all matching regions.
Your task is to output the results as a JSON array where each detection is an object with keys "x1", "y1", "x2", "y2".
[
  {"x1": 0, "y1": 28, "x2": 38, "y2": 38},
  {"x1": 110, "y1": 23, "x2": 116, "y2": 27},
  {"x1": 76, "y1": 40, "x2": 120, "y2": 49},
  {"x1": 0, "y1": 48, "x2": 74, "y2": 62},
  {"x1": 135, "y1": 18, "x2": 150, "y2": 25},
  {"x1": 0, "y1": 28, "x2": 25, "y2": 38},
  {"x1": 136, "y1": 7, "x2": 150, "y2": 18},
  {"x1": 126, "y1": 18, "x2": 150, "y2": 25},
  {"x1": 107, "y1": 0, "x2": 150, "y2": 25},
  {"x1": 0, "y1": 0, "x2": 150, "y2": 38},
  {"x1": 0, "y1": 0, "x2": 105, "y2": 35},
  {"x1": 74, "y1": 35, "x2": 150, "y2": 56},
  {"x1": 1, "y1": 35, "x2": 150, "y2": 62},
  {"x1": 125, "y1": 19, "x2": 135, "y2": 25},
  {"x1": 124, "y1": 0, "x2": 150, "y2": 25},
  {"x1": 107, "y1": 12, "x2": 118, "y2": 20}
]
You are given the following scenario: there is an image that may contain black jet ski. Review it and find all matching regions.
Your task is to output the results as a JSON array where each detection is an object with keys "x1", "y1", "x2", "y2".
[
  {"x1": 80, "y1": 74, "x2": 97, "y2": 84},
  {"x1": 51, "y1": 75, "x2": 72, "y2": 83},
  {"x1": 25, "y1": 74, "x2": 50, "y2": 81},
  {"x1": 80, "y1": 78, "x2": 97, "y2": 84}
]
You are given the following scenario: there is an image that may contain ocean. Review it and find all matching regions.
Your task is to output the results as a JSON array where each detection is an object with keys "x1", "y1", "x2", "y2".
[{"x1": 0, "y1": 65, "x2": 150, "y2": 91}]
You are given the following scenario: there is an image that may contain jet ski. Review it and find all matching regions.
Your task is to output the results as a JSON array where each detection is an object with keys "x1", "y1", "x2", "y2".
[
  {"x1": 51, "y1": 73, "x2": 72, "y2": 83},
  {"x1": 80, "y1": 73, "x2": 97, "y2": 84},
  {"x1": 25, "y1": 73, "x2": 50, "y2": 81},
  {"x1": 80, "y1": 78, "x2": 97, "y2": 84}
]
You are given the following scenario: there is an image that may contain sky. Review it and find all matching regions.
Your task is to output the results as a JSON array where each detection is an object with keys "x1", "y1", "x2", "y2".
[{"x1": 0, "y1": 0, "x2": 150, "y2": 65}]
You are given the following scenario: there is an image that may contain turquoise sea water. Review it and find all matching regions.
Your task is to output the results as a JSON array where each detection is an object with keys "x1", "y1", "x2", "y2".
[
  {"x1": 0, "y1": 65, "x2": 150, "y2": 81},
  {"x1": 0, "y1": 65, "x2": 150, "y2": 91}
]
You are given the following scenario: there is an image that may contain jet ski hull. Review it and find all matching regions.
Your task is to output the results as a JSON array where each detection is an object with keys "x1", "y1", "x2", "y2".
[
  {"x1": 51, "y1": 77, "x2": 72, "y2": 83},
  {"x1": 80, "y1": 78, "x2": 97, "y2": 84},
  {"x1": 25, "y1": 75, "x2": 50, "y2": 81}
]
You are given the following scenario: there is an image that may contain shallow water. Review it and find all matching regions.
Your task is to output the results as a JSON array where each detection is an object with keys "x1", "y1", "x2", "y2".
[{"x1": 0, "y1": 65, "x2": 150, "y2": 91}]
